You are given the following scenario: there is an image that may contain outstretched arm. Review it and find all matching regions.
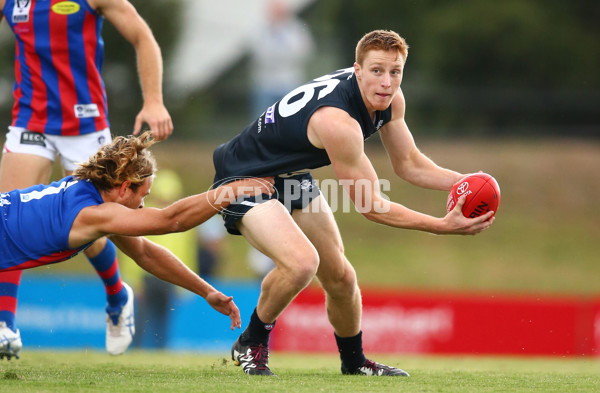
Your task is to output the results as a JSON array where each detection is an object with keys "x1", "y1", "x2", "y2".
[
  {"x1": 111, "y1": 235, "x2": 241, "y2": 330},
  {"x1": 70, "y1": 177, "x2": 273, "y2": 247},
  {"x1": 91, "y1": 0, "x2": 173, "y2": 140}
]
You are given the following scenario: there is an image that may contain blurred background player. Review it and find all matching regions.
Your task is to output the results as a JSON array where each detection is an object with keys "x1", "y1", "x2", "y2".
[
  {"x1": 196, "y1": 216, "x2": 227, "y2": 279},
  {"x1": 119, "y1": 169, "x2": 195, "y2": 349},
  {"x1": 248, "y1": 0, "x2": 314, "y2": 118},
  {"x1": 0, "y1": 0, "x2": 173, "y2": 359}
]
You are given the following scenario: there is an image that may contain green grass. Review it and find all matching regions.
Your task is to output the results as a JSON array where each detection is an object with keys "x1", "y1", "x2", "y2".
[{"x1": 1, "y1": 351, "x2": 599, "y2": 393}]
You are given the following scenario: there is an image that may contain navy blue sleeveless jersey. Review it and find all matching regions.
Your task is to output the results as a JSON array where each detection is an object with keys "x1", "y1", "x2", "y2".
[
  {"x1": 0, "y1": 176, "x2": 103, "y2": 271},
  {"x1": 213, "y1": 67, "x2": 393, "y2": 181}
]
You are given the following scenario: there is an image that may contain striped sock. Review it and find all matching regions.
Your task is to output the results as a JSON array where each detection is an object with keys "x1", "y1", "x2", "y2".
[
  {"x1": 0, "y1": 270, "x2": 22, "y2": 332},
  {"x1": 87, "y1": 239, "x2": 127, "y2": 321}
]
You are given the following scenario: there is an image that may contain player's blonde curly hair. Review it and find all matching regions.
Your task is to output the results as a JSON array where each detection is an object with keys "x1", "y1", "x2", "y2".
[
  {"x1": 73, "y1": 131, "x2": 157, "y2": 192},
  {"x1": 355, "y1": 29, "x2": 409, "y2": 66}
]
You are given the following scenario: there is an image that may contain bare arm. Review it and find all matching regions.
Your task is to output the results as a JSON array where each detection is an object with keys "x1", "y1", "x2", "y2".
[
  {"x1": 111, "y1": 235, "x2": 241, "y2": 330},
  {"x1": 69, "y1": 177, "x2": 273, "y2": 246},
  {"x1": 308, "y1": 106, "x2": 493, "y2": 235},
  {"x1": 90, "y1": 0, "x2": 173, "y2": 140}
]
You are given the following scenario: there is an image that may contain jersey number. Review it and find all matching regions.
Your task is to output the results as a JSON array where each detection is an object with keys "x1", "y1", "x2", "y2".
[
  {"x1": 20, "y1": 180, "x2": 77, "y2": 202},
  {"x1": 278, "y1": 68, "x2": 353, "y2": 118}
]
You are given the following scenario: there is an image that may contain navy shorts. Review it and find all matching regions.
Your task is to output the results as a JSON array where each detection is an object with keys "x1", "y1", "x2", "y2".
[{"x1": 221, "y1": 172, "x2": 321, "y2": 235}]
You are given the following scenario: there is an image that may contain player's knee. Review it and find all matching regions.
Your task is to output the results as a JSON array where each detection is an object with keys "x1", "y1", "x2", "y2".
[
  {"x1": 287, "y1": 251, "x2": 319, "y2": 289},
  {"x1": 338, "y1": 267, "x2": 358, "y2": 293},
  {"x1": 83, "y1": 236, "x2": 108, "y2": 258},
  {"x1": 322, "y1": 263, "x2": 358, "y2": 297}
]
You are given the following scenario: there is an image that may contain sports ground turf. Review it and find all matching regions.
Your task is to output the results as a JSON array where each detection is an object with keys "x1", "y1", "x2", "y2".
[
  {"x1": 3, "y1": 139, "x2": 599, "y2": 392},
  {"x1": 1, "y1": 351, "x2": 599, "y2": 393}
]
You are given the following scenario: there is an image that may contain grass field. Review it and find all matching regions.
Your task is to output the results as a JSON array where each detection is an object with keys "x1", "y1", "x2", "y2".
[{"x1": 1, "y1": 351, "x2": 599, "y2": 393}]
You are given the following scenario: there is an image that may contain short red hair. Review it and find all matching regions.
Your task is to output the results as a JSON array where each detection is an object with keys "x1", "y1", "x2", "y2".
[{"x1": 355, "y1": 30, "x2": 409, "y2": 65}]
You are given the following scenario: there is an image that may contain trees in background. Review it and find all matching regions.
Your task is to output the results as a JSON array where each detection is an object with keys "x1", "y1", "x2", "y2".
[
  {"x1": 0, "y1": 0, "x2": 597, "y2": 139},
  {"x1": 305, "y1": 0, "x2": 600, "y2": 137}
]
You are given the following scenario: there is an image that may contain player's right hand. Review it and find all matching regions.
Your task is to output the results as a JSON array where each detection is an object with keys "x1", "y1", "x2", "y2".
[
  {"x1": 205, "y1": 291, "x2": 242, "y2": 330},
  {"x1": 442, "y1": 195, "x2": 495, "y2": 235},
  {"x1": 133, "y1": 102, "x2": 174, "y2": 141}
]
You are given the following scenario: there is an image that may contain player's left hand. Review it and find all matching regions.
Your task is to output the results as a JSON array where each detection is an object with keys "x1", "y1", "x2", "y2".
[
  {"x1": 205, "y1": 291, "x2": 242, "y2": 330},
  {"x1": 133, "y1": 102, "x2": 174, "y2": 141}
]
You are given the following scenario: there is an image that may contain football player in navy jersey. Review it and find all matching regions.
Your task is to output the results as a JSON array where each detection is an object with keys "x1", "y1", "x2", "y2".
[
  {"x1": 0, "y1": 0, "x2": 172, "y2": 358},
  {"x1": 0, "y1": 132, "x2": 273, "y2": 359},
  {"x1": 218, "y1": 30, "x2": 495, "y2": 376}
]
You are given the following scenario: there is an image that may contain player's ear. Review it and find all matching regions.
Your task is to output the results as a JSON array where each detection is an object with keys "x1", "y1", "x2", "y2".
[
  {"x1": 354, "y1": 62, "x2": 361, "y2": 79},
  {"x1": 119, "y1": 181, "x2": 132, "y2": 198}
]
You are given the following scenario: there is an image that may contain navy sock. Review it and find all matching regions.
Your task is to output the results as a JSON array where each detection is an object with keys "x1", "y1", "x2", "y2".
[
  {"x1": 239, "y1": 308, "x2": 275, "y2": 346},
  {"x1": 335, "y1": 331, "x2": 367, "y2": 371}
]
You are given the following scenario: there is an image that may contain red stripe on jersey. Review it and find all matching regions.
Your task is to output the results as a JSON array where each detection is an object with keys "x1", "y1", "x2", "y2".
[
  {"x1": 0, "y1": 249, "x2": 81, "y2": 272},
  {"x1": 0, "y1": 270, "x2": 22, "y2": 286},
  {"x1": 82, "y1": 11, "x2": 107, "y2": 131},
  {"x1": 11, "y1": 43, "x2": 24, "y2": 125},
  {"x1": 24, "y1": 1, "x2": 49, "y2": 132},
  {"x1": 49, "y1": 1, "x2": 79, "y2": 136}
]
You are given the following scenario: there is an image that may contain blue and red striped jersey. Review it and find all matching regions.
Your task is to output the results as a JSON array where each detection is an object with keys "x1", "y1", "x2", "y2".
[
  {"x1": 0, "y1": 176, "x2": 102, "y2": 271},
  {"x1": 3, "y1": 0, "x2": 109, "y2": 135}
]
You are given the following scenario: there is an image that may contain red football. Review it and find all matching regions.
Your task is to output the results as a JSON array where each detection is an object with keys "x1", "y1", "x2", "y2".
[{"x1": 446, "y1": 173, "x2": 501, "y2": 218}]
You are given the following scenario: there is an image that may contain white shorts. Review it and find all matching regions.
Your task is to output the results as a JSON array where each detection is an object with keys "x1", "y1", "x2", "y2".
[{"x1": 2, "y1": 127, "x2": 112, "y2": 171}]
